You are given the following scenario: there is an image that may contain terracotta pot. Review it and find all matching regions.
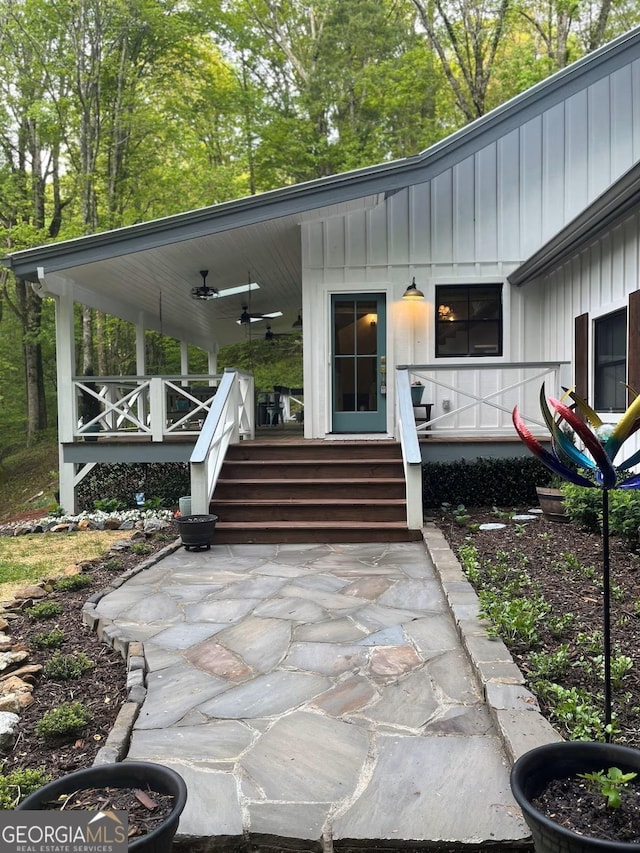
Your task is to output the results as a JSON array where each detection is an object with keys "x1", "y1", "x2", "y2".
[
  {"x1": 17, "y1": 760, "x2": 187, "y2": 852},
  {"x1": 536, "y1": 486, "x2": 568, "y2": 522},
  {"x1": 176, "y1": 513, "x2": 218, "y2": 551},
  {"x1": 511, "y1": 741, "x2": 640, "y2": 852}
]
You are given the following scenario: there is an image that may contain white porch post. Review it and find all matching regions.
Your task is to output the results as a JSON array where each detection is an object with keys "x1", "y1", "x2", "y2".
[
  {"x1": 135, "y1": 320, "x2": 147, "y2": 426},
  {"x1": 52, "y1": 280, "x2": 77, "y2": 513},
  {"x1": 208, "y1": 348, "x2": 218, "y2": 376},
  {"x1": 180, "y1": 341, "x2": 189, "y2": 381}
]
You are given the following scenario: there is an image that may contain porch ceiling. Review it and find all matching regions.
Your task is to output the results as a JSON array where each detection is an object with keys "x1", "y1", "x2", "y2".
[{"x1": 39, "y1": 215, "x2": 304, "y2": 350}]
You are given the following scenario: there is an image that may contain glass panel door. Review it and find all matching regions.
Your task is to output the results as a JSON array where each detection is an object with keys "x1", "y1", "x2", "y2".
[{"x1": 331, "y1": 294, "x2": 386, "y2": 432}]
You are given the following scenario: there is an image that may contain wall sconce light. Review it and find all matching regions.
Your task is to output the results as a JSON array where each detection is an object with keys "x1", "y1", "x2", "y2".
[
  {"x1": 402, "y1": 277, "x2": 424, "y2": 300},
  {"x1": 368, "y1": 313, "x2": 378, "y2": 327}
]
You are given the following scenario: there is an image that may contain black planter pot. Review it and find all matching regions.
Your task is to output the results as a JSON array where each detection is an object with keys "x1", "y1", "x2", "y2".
[
  {"x1": 17, "y1": 761, "x2": 187, "y2": 851},
  {"x1": 176, "y1": 513, "x2": 218, "y2": 551},
  {"x1": 510, "y1": 741, "x2": 640, "y2": 852}
]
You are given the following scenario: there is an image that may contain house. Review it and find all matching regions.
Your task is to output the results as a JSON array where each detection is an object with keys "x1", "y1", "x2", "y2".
[{"x1": 4, "y1": 26, "x2": 640, "y2": 527}]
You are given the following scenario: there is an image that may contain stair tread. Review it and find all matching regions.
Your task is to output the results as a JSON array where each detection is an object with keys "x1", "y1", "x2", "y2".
[
  {"x1": 213, "y1": 498, "x2": 405, "y2": 505},
  {"x1": 215, "y1": 520, "x2": 411, "y2": 529},
  {"x1": 217, "y1": 477, "x2": 405, "y2": 485}
]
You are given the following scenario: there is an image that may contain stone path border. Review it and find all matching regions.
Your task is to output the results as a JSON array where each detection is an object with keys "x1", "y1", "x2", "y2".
[{"x1": 421, "y1": 522, "x2": 562, "y2": 762}]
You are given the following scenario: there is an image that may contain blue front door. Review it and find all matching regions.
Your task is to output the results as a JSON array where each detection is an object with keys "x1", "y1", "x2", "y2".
[{"x1": 331, "y1": 294, "x2": 387, "y2": 433}]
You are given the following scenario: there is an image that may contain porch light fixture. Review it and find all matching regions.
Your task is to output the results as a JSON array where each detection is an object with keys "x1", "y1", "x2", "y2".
[
  {"x1": 403, "y1": 277, "x2": 424, "y2": 300},
  {"x1": 292, "y1": 311, "x2": 302, "y2": 328},
  {"x1": 191, "y1": 270, "x2": 218, "y2": 301},
  {"x1": 265, "y1": 325, "x2": 274, "y2": 341}
]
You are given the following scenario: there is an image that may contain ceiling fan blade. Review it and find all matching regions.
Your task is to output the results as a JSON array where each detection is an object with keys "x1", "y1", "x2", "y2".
[
  {"x1": 263, "y1": 311, "x2": 284, "y2": 319},
  {"x1": 217, "y1": 282, "x2": 260, "y2": 299}
]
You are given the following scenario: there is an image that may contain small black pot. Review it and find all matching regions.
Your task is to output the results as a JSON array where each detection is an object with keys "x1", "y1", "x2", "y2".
[
  {"x1": 17, "y1": 760, "x2": 187, "y2": 852},
  {"x1": 176, "y1": 513, "x2": 218, "y2": 551},
  {"x1": 511, "y1": 741, "x2": 640, "y2": 852}
]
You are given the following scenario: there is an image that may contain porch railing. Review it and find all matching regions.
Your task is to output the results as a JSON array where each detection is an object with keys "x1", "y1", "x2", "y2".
[
  {"x1": 395, "y1": 360, "x2": 571, "y2": 530},
  {"x1": 400, "y1": 361, "x2": 571, "y2": 437},
  {"x1": 72, "y1": 374, "x2": 223, "y2": 441},
  {"x1": 190, "y1": 370, "x2": 255, "y2": 514}
]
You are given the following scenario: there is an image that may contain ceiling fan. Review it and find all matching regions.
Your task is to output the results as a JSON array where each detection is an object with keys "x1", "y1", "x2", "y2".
[
  {"x1": 237, "y1": 306, "x2": 283, "y2": 325},
  {"x1": 191, "y1": 270, "x2": 260, "y2": 302}
]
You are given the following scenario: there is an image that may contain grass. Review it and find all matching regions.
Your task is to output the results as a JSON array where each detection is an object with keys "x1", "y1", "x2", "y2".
[{"x1": 0, "y1": 434, "x2": 129, "y2": 599}]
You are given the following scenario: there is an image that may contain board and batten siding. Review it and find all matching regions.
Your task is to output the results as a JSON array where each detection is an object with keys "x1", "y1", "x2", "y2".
[{"x1": 301, "y1": 51, "x2": 640, "y2": 437}]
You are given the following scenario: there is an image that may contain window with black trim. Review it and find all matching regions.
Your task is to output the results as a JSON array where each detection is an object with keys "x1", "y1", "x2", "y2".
[
  {"x1": 594, "y1": 309, "x2": 627, "y2": 412},
  {"x1": 435, "y1": 284, "x2": 502, "y2": 358}
]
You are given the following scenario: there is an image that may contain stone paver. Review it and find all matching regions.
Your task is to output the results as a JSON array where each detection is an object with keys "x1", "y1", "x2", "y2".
[{"x1": 90, "y1": 534, "x2": 558, "y2": 850}]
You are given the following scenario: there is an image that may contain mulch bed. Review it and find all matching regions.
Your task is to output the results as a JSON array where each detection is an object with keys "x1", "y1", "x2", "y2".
[
  {"x1": 434, "y1": 506, "x2": 640, "y2": 747},
  {"x1": 1, "y1": 524, "x2": 178, "y2": 780}
]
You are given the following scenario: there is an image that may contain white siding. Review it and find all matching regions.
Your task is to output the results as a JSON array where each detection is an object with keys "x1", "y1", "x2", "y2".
[{"x1": 300, "y1": 49, "x2": 640, "y2": 438}]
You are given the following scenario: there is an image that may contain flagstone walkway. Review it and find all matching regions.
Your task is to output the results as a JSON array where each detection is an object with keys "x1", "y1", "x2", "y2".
[{"x1": 85, "y1": 528, "x2": 560, "y2": 851}]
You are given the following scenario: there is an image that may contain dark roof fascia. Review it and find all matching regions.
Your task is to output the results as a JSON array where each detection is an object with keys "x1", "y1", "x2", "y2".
[
  {"x1": 509, "y1": 160, "x2": 640, "y2": 286},
  {"x1": 5, "y1": 25, "x2": 640, "y2": 282}
]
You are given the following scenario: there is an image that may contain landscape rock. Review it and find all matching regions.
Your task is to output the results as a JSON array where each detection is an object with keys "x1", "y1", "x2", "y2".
[
  {"x1": 105, "y1": 518, "x2": 123, "y2": 530},
  {"x1": 13, "y1": 585, "x2": 46, "y2": 601},
  {"x1": 1, "y1": 664, "x2": 43, "y2": 682},
  {"x1": 0, "y1": 651, "x2": 29, "y2": 671},
  {"x1": 0, "y1": 695, "x2": 21, "y2": 713},
  {"x1": 0, "y1": 711, "x2": 20, "y2": 754}
]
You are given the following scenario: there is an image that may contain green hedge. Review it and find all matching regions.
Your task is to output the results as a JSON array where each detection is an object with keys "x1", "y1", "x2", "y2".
[
  {"x1": 76, "y1": 462, "x2": 190, "y2": 511},
  {"x1": 423, "y1": 456, "x2": 552, "y2": 508}
]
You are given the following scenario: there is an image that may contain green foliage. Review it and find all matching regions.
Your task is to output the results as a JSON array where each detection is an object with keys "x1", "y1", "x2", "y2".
[
  {"x1": 35, "y1": 701, "x2": 92, "y2": 743},
  {"x1": 103, "y1": 558, "x2": 125, "y2": 572},
  {"x1": 579, "y1": 767, "x2": 638, "y2": 809},
  {"x1": 218, "y1": 334, "x2": 303, "y2": 393},
  {"x1": 44, "y1": 651, "x2": 94, "y2": 680},
  {"x1": 563, "y1": 485, "x2": 640, "y2": 551},
  {"x1": 0, "y1": 768, "x2": 51, "y2": 808},
  {"x1": 423, "y1": 457, "x2": 552, "y2": 508},
  {"x1": 131, "y1": 542, "x2": 152, "y2": 556},
  {"x1": 479, "y1": 590, "x2": 550, "y2": 645},
  {"x1": 536, "y1": 683, "x2": 609, "y2": 741},
  {"x1": 142, "y1": 496, "x2": 164, "y2": 511},
  {"x1": 93, "y1": 498, "x2": 128, "y2": 513},
  {"x1": 32, "y1": 627, "x2": 65, "y2": 649},
  {"x1": 55, "y1": 573, "x2": 92, "y2": 592},
  {"x1": 25, "y1": 601, "x2": 62, "y2": 620},
  {"x1": 528, "y1": 645, "x2": 571, "y2": 681},
  {"x1": 76, "y1": 463, "x2": 190, "y2": 511}
]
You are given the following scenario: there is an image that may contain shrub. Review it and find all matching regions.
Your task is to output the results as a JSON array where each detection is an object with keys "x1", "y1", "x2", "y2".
[
  {"x1": 93, "y1": 498, "x2": 127, "y2": 513},
  {"x1": 131, "y1": 542, "x2": 152, "y2": 556},
  {"x1": 103, "y1": 557, "x2": 124, "y2": 572},
  {"x1": 25, "y1": 601, "x2": 62, "y2": 620},
  {"x1": 44, "y1": 651, "x2": 94, "y2": 680},
  {"x1": 563, "y1": 484, "x2": 640, "y2": 550},
  {"x1": 0, "y1": 769, "x2": 51, "y2": 808},
  {"x1": 35, "y1": 701, "x2": 92, "y2": 742},
  {"x1": 77, "y1": 462, "x2": 189, "y2": 511},
  {"x1": 55, "y1": 573, "x2": 92, "y2": 592},
  {"x1": 32, "y1": 627, "x2": 65, "y2": 649},
  {"x1": 423, "y1": 456, "x2": 551, "y2": 508}
]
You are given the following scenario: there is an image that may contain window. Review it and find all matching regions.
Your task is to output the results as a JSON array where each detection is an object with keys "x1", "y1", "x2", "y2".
[
  {"x1": 435, "y1": 284, "x2": 502, "y2": 357},
  {"x1": 594, "y1": 309, "x2": 627, "y2": 411}
]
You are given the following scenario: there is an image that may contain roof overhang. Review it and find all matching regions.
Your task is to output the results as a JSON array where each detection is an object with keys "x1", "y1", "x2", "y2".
[{"x1": 509, "y1": 159, "x2": 640, "y2": 287}]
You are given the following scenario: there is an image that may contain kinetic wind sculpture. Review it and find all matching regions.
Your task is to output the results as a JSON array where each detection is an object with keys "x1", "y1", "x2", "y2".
[{"x1": 513, "y1": 384, "x2": 640, "y2": 739}]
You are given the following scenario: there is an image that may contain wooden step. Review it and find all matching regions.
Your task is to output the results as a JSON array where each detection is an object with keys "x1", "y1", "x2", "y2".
[
  {"x1": 213, "y1": 478, "x2": 407, "y2": 501},
  {"x1": 211, "y1": 498, "x2": 407, "y2": 523},
  {"x1": 218, "y1": 459, "x2": 404, "y2": 480},
  {"x1": 210, "y1": 439, "x2": 417, "y2": 543},
  {"x1": 213, "y1": 520, "x2": 422, "y2": 544},
  {"x1": 226, "y1": 440, "x2": 401, "y2": 461}
]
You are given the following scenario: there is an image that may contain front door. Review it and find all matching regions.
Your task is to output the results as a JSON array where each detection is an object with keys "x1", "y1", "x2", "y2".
[{"x1": 331, "y1": 294, "x2": 387, "y2": 433}]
